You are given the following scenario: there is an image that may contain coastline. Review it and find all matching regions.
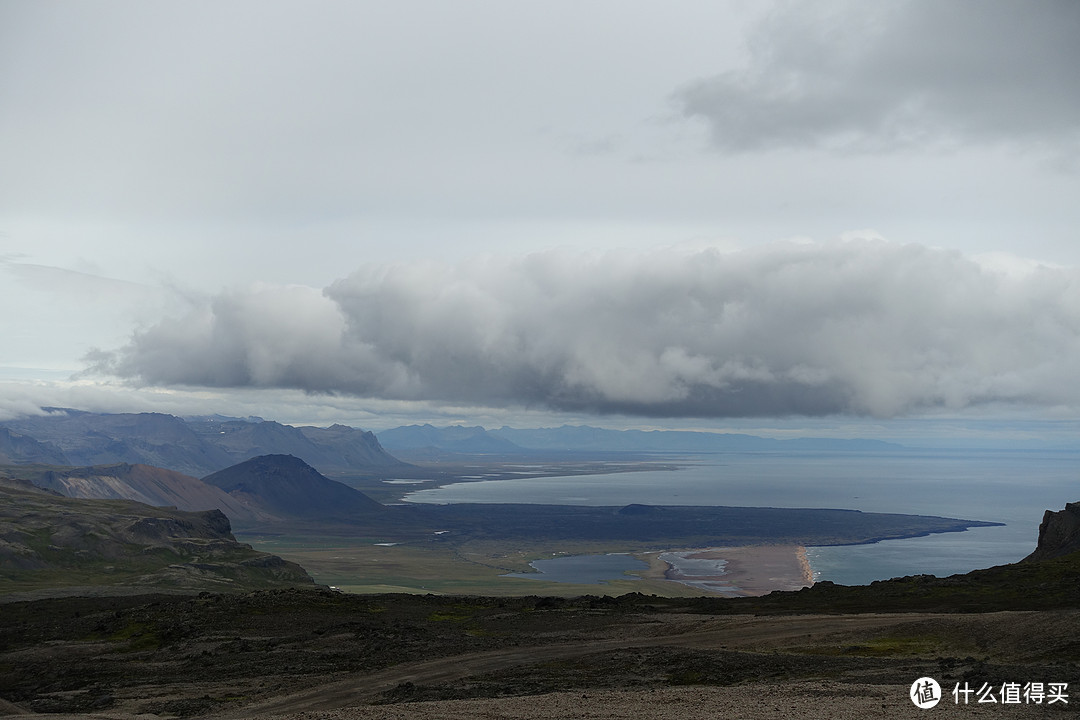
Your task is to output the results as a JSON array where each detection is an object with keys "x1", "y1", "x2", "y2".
[
  {"x1": 642, "y1": 544, "x2": 814, "y2": 597},
  {"x1": 796, "y1": 545, "x2": 814, "y2": 586}
]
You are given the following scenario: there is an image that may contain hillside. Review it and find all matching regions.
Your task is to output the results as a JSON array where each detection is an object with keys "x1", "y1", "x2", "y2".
[
  {"x1": 0, "y1": 479, "x2": 313, "y2": 594},
  {"x1": 0, "y1": 456, "x2": 382, "y2": 527},
  {"x1": 30, "y1": 462, "x2": 266, "y2": 523}
]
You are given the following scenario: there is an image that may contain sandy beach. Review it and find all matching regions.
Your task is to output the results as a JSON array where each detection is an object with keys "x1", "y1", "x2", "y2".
[{"x1": 642, "y1": 544, "x2": 814, "y2": 596}]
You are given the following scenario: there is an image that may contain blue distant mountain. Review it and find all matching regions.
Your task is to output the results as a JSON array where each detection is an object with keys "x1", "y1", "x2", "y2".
[
  {"x1": 1, "y1": 409, "x2": 406, "y2": 476},
  {"x1": 376, "y1": 423, "x2": 902, "y2": 454},
  {"x1": 376, "y1": 424, "x2": 525, "y2": 453}
]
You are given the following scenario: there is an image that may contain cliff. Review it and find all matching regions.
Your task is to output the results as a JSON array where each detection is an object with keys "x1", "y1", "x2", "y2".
[{"x1": 1023, "y1": 501, "x2": 1080, "y2": 562}]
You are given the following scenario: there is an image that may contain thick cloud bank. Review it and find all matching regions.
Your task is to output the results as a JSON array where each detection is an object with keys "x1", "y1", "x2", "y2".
[
  {"x1": 91, "y1": 241, "x2": 1080, "y2": 418},
  {"x1": 676, "y1": 0, "x2": 1080, "y2": 153}
]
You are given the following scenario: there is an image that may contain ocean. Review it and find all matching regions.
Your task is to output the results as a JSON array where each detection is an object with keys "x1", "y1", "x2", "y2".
[{"x1": 403, "y1": 449, "x2": 1079, "y2": 586}]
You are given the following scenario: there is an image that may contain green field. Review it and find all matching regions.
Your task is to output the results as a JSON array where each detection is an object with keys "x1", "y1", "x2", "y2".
[{"x1": 242, "y1": 532, "x2": 706, "y2": 597}]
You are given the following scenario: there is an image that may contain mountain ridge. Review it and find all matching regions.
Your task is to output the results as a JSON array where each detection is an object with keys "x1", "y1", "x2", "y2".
[{"x1": 1, "y1": 409, "x2": 405, "y2": 477}]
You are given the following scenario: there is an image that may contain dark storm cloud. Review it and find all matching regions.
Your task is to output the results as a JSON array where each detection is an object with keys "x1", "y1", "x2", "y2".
[
  {"x1": 90, "y1": 242, "x2": 1080, "y2": 418},
  {"x1": 675, "y1": 0, "x2": 1080, "y2": 153}
]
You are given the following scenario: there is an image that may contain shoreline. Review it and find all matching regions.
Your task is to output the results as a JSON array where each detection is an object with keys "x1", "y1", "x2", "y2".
[
  {"x1": 796, "y1": 545, "x2": 814, "y2": 586},
  {"x1": 642, "y1": 544, "x2": 814, "y2": 597}
]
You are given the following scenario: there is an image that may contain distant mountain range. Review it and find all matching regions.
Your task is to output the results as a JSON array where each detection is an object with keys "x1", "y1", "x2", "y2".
[
  {"x1": 0, "y1": 427, "x2": 68, "y2": 465},
  {"x1": 0, "y1": 409, "x2": 406, "y2": 477},
  {"x1": 376, "y1": 424, "x2": 525, "y2": 453},
  {"x1": 0, "y1": 411, "x2": 905, "y2": 479},
  {"x1": 377, "y1": 423, "x2": 903, "y2": 454}
]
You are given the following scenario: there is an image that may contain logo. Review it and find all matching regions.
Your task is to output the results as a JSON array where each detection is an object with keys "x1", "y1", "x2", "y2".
[{"x1": 911, "y1": 677, "x2": 942, "y2": 709}]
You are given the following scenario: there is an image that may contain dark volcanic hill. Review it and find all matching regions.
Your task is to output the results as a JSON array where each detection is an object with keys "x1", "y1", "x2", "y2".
[
  {"x1": 201, "y1": 454, "x2": 384, "y2": 522},
  {"x1": 0, "y1": 480, "x2": 313, "y2": 593}
]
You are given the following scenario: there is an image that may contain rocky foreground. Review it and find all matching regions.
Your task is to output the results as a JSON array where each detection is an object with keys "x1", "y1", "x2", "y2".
[{"x1": 1, "y1": 583, "x2": 1078, "y2": 718}]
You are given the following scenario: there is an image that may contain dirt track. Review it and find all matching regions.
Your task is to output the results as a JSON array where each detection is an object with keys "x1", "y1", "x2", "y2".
[
  {"x1": 3, "y1": 591, "x2": 1077, "y2": 719},
  {"x1": 228, "y1": 611, "x2": 1079, "y2": 718}
]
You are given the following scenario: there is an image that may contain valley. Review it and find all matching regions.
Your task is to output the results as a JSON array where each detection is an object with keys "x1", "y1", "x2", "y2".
[
  {"x1": 0, "y1": 410, "x2": 1010, "y2": 598},
  {"x1": 0, "y1": 410, "x2": 1077, "y2": 717}
]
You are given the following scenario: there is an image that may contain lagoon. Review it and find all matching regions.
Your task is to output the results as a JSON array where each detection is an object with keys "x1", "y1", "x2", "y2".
[{"x1": 503, "y1": 553, "x2": 647, "y2": 584}]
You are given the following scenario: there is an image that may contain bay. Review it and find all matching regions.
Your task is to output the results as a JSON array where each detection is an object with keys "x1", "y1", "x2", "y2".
[{"x1": 405, "y1": 449, "x2": 1080, "y2": 585}]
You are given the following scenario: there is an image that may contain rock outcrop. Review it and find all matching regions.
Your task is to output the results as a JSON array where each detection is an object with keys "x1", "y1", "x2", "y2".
[{"x1": 1024, "y1": 501, "x2": 1080, "y2": 562}]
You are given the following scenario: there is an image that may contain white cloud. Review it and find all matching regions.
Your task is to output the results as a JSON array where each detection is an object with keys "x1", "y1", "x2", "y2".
[
  {"x1": 675, "y1": 0, "x2": 1080, "y2": 155},
  {"x1": 90, "y1": 241, "x2": 1080, "y2": 418}
]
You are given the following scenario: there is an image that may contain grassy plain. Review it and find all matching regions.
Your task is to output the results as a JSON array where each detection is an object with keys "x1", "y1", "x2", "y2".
[
  {"x1": 243, "y1": 532, "x2": 710, "y2": 596},
  {"x1": 249, "y1": 455, "x2": 729, "y2": 596}
]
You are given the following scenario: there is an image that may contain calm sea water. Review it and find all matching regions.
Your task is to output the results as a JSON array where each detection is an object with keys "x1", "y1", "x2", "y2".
[{"x1": 405, "y1": 449, "x2": 1079, "y2": 585}]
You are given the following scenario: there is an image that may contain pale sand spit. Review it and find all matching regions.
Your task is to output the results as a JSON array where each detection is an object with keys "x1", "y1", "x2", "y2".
[{"x1": 641, "y1": 544, "x2": 814, "y2": 596}]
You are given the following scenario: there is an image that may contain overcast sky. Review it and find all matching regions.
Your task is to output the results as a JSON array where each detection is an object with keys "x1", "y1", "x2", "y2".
[{"x1": 2, "y1": 0, "x2": 1079, "y2": 443}]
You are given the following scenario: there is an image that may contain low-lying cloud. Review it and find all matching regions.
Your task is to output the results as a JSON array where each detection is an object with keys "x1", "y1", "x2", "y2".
[
  {"x1": 90, "y1": 241, "x2": 1080, "y2": 418},
  {"x1": 676, "y1": 0, "x2": 1080, "y2": 154}
]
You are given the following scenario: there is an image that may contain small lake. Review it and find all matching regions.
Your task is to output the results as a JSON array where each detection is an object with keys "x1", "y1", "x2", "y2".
[{"x1": 504, "y1": 553, "x2": 647, "y2": 585}]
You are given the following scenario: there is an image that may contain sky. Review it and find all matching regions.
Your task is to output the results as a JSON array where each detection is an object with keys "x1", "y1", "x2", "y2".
[{"x1": 2, "y1": 0, "x2": 1079, "y2": 446}]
